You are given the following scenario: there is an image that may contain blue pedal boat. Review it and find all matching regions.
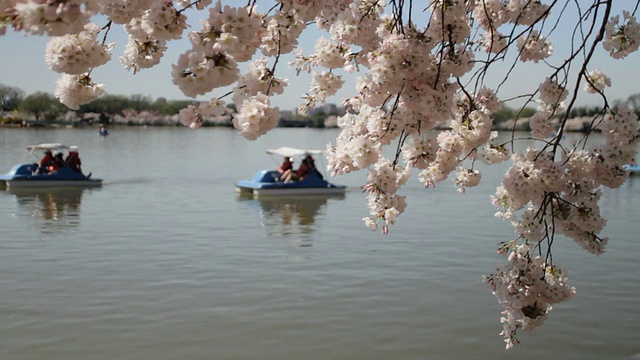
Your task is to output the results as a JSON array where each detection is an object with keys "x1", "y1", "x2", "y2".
[
  {"x1": 236, "y1": 147, "x2": 346, "y2": 197},
  {"x1": 622, "y1": 162, "x2": 640, "y2": 175},
  {"x1": 0, "y1": 143, "x2": 102, "y2": 189}
]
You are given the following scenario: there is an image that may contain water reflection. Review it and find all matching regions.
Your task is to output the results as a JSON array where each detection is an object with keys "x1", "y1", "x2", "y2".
[
  {"x1": 3, "y1": 187, "x2": 93, "y2": 234},
  {"x1": 238, "y1": 193, "x2": 345, "y2": 246},
  {"x1": 626, "y1": 173, "x2": 639, "y2": 188}
]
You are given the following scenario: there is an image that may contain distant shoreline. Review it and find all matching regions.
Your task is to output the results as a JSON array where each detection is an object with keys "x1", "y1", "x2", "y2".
[{"x1": 0, "y1": 115, "x2": 607, "y2": 133}]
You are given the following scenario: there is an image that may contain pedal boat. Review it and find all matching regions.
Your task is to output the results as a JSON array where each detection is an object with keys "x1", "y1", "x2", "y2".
[
  {"x1": 236, "y1": 147, "x2": 346, "y2": 197},
  {"x1": 0, "y1": 143, "x2": 102, "y2": 189}
]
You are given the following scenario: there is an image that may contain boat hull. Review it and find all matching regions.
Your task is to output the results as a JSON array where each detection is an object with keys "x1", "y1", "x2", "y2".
[
  {"x1": 4, "y1": 179, "x2": 102, "y2": 189},
  {"x1": 236, "y1": 185, "x2": 346, "y2": 197},
  {"x1": 0, "y1": 163, "x2": 102, "y2": 189},
  {"x1": 236, "y1": 170, "x2": 346, "y2": 197}
]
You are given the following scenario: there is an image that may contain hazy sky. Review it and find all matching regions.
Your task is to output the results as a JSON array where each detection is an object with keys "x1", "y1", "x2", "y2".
[{"x1": 1, "y1": 2, "x2": 639, "y2": 112}]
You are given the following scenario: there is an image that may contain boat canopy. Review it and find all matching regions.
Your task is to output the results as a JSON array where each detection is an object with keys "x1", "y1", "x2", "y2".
[
  {"x1": 26, "y1": 143, "x2": 74, "y2": 152},
  {"x1": 266, "y1": 147, "x2": 324, "y2": 158}
]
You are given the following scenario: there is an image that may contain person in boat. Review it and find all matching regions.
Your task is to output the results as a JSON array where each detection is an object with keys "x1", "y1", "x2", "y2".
[
  {"x1": 282, "y1": 155, "x2": 314, "y2": 182},
  {"x1": 35, "y1": 150, "x2": 56, "y2": 174},
  {"x1": 65, "y1": 146, "x2": 82, "y2": 173},
  {"x1": 304, "y1": 155, "x2": 320, "y2": 177},
  {"x1": 631, "y1": 158, "x2": 637, "y2": 167},
  {"x1": 55, "y1": 153, "x2": 65, "y2": 167},
  {"x1": 277, "y1": 157, "x2": 293, "y2": 176},
  {"x1": 304, "y1": 155, "x2": 315, "y2": 168},
  {"x1": 45, "y1": 153, "x2": 67, "y2": 174}
]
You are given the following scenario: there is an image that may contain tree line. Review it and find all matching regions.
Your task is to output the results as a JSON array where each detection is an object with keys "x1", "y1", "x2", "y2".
[
  {"x1": 0, "y1": 83, "x2": 198, "y2": 123},
  {"x1": 0, "y1": 83, "x2": 635, "y2": 126}
]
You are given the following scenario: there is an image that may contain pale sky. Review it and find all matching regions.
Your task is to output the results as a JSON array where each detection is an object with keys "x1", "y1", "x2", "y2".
[{"x1": 1, "y1": 2, "x2": 639, "y2": 112}]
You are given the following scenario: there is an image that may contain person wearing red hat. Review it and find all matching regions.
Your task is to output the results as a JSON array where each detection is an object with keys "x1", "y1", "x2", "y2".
[
  {"x1": 65, "y1": 146, "x2": 82, "y2": 173},
  {"x1": 35, "y1": 150, "x2": 55, "y2": 174}
]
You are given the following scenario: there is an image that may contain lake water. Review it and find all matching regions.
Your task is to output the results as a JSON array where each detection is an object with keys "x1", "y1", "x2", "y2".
[{"x1": 0, "y1": 127, "x2": 638, "y2": 360}]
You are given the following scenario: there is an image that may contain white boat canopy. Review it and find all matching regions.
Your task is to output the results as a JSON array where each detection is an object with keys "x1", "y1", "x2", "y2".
[
  {"x1": 26, "y1": 143, "x2": 74, "y2": 152},
  {"x1": 266, "y1": 147, "x2": 324, "y2": 158}
]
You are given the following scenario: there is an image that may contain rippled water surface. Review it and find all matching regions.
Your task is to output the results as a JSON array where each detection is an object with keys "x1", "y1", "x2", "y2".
[{"x1": 0, "y1": 127, "x2": 638, "y2": 360}]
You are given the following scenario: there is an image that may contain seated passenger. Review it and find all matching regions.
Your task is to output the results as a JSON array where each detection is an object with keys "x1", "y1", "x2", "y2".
[
  {"x1": 65, "y1": 147, "x2": 82, "y2": 173},
  {"x1": 303, "y1": 155, "x2": 316, "y2": 173},
  {"x1": 35, "y1": 150, "x2": 55, "y2": 174},
  {"x1": 47, "y1": 153, "x2": 66, "y2": 174},
  {"x1": 276, "y1": 157, "x2": 293, "y2": 181},
  {"x1": 282, "y1": 157, "x2": 312, "y2": 182},
  {"x1": 55, "y1": 153, "x2": 65, "y2": 167}
]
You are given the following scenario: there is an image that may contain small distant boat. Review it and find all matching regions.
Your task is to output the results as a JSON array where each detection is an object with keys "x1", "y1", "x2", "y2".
[
  {"x1": 99, "y1": 127, "x2": 109, "y2": 136},
  {"x1": 236, "y1": 147, "x2": 346, "y2": 197},
  {"x1": 0, "y1": 143, "x2": 102, "y2": 189},
  {"x1": 623, "y1": 163, "x2": 640, "y2": 175}
]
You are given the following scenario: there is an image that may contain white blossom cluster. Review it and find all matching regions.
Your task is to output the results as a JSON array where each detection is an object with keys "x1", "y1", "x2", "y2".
[
  {"x1": 484, "y1": 243, "x2": 576, "y2": 349},
  {"x1": 179, "y1": 98, "x2": 226, "y2": 129},
  {"x1": 45, "y1": 23, "x2": 113, "y2": 75},
  {"x1": 231, "y1": 93, "x2": 280, "y2": 141},
  {"x1": 489, "y1": 106, "x2": 639, "y2": 346},
  {"x1": 43, "y1": 22, "x2": 113, "y2": 109},
  {"x1": 120, "y1": 36, "x2": 167, "y2": 74},
  {"x1": 528, "y1": 107, "x2": 556, "y2": 139},
  {"x1": 188, "y1": 1, "x2": 262, "y2": 62},
  {"x1": 538, "y1": 77, "x2": 568, "y2": 106},
  {"x1": 603, "y1": 10, "x2": 640, "y2": 59},
  {"x1": 12, "y1": 0, "x2": 95, "y2": 36},
  {"x1": 99, "y1": 0, "x2": 152, "y2": 25},
  {"x1": 325, "y1": 111, "x2": 381, "y2": 176},
  {"x1": 361, "y1": 158, "x2": 410, "y2": 234},
  {"x1": 307, "y1": 71, "x2": 345, "y2": 106},
  {"x1": 233, "y1": 58, "x2": 287, "y2": 107},
  {"x1": 474, "y1": 0, "x2": 551, "y2": 53},
  {"x1": 55, "y1": 73, "x2": 105, "y2": 110},
  {"x1": 584, "y1": 68, "x2": 612, "y2": 94},
  {"x1": 517, "y1": 31, "x2": 553, "y2": 63},
  {"x1": 110, "y1": 0, "x2": 178, "y2": 73},
  {"x1": 3, "y1": 0, "x2": 640, "y2": 348},
  {"x1": 530, "y1": 78, "x2": 568, "y2": 138}
]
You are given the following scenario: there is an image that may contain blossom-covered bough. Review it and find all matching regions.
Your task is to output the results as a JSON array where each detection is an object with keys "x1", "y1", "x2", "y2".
[{"x1": 2, "y1": 0, "x2": 639, "y2": 348}]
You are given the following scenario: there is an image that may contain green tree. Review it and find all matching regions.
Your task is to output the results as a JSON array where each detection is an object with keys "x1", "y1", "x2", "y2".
[
  {"x1": 519, "y1": 107, "x2": 536, "y2": 118},
  {"x1": 78, "y1": 94, "x2": 131, "y2": 115},
  {"x1": 154, "y1": 99, "x2": 195, "y2": 115},
  {"x1": 309, "y1": 112, "x2": 326, "y2": 128},
  {"x1": 77, "y1": 94, "x2": 197, "y2": 120},
  {"x1": 128, "y1": 93, "x2": 153, "y2": 112},
  {"x1": 18, "y1": 92, "x2": 64, "y2": 121},
  {"x1": 623, "y1": 93, "x2": 640, "y2": 113},
  {"x1": 0, "y1": 84, "x2": 25, "y2": 111},
  {"x1": 151, "y1": 97, "x2": 168, "y2": 114},
  {"x1": 491, "y1": 106, "x2": 515, "y2": 124}
]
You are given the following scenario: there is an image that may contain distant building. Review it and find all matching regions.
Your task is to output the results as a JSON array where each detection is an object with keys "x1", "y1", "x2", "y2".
[
  {"x1": 306, "y1": 103, "x2": 345, "y2": 116},
  {"x1": 280, "y1": 110, "x2": 295, "y2": 120}
]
